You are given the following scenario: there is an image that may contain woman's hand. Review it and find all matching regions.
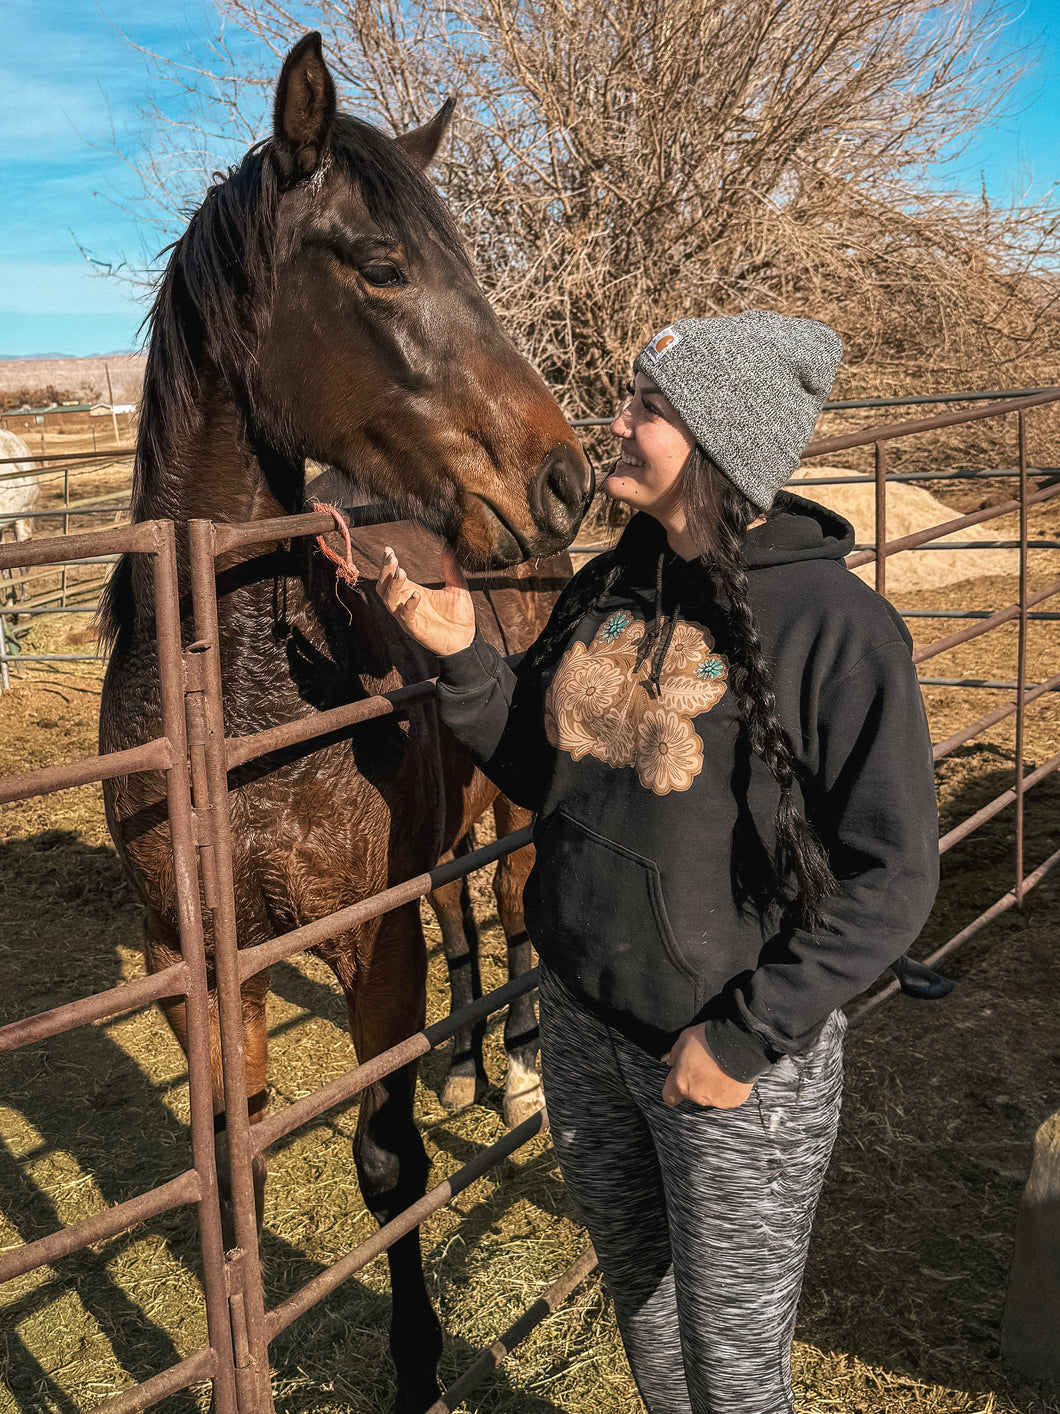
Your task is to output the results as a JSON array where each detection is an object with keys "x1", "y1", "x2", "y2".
[
  {"x1": 662, "y1": 1025, "x2": 754, "y2": 1109},
  {"x1": 375, "y1": 546, "x2": 477, "y2": 658}
]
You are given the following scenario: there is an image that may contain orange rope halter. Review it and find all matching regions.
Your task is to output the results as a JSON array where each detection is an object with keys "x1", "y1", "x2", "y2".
[{"x1": 311, "y1": 500, "x2": 359, "y2": 586}]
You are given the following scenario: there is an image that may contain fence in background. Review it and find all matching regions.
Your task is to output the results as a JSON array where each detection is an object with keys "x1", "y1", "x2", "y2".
[{"x1": 0, "y1": 387, "x2": 1058, "y2": 1410}]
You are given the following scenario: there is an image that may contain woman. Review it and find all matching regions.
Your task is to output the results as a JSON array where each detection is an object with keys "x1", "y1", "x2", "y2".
[{"x1": 376, "y1": 310, "x2": 939, "y2": 1414}]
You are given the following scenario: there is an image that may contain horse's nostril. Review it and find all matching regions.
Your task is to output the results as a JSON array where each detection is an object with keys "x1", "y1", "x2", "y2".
[{"x1": 533, "y1": 447, "x2": 591, "y2": 537}]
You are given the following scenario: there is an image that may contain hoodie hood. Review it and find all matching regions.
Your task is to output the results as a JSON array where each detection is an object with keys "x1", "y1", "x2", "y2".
[
  {"x1": 743, "y1": 491, "x2": 854, "y2": 568},
  {"x1": 622, "y1": 491, "x2": 854, "y2": 577}
]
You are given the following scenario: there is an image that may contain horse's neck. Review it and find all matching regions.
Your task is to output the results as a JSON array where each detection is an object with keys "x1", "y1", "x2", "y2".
[
  {"x1": 120, "y1": 379, "x2": 311, "y2": 655},
  {"x1": 133, "y1": 386, "x2": 300, "y2": 527}
]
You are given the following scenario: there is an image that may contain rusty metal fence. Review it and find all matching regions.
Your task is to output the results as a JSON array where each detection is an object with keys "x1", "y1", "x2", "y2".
[{"x1": 0, "y1": 386, "x2": 1058, "y2": 1411}]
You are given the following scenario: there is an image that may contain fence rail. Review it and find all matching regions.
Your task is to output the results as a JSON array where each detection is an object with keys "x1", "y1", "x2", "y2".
[{"x1": 1, "y1": 382, "x2": 1058, "y2": 1410}]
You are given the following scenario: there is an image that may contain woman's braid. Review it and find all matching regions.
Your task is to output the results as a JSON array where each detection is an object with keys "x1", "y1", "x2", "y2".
[
  {"x1": 522, "y1": 513, "x2": 655, "y2": 675},
  {"x1": 688, "y1": 458, "x2": 836, "y2": 930}
]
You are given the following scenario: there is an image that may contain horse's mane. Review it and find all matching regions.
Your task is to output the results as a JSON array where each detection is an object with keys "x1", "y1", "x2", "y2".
[{"x1": 99, "y1": 114, "x2": 470, "y2": 649}]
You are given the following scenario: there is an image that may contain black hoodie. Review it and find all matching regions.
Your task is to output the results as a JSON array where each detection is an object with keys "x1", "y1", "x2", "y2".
[{"x1": 436, "y1": 494, "x2": 940, "y2": 1080}]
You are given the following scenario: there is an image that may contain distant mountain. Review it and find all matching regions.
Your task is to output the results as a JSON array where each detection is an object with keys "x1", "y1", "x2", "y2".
[{"x1": 0, "y1": 351, "x2": 138, "y2": 361}]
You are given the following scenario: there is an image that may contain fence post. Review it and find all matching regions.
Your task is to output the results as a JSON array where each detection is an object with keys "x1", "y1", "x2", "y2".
[
  {"x1": 61, "y1": 461, "x2": 70, "y2": 606},
  {"x1": 1015, "y1": 411, "x2": 1028, "y2": 904},
  {"x1": 187, "y1": 517, "x2": 277, "y2": 1414},
  {"x1": 874, "y1": 441, "x2": 887, "y2": 598},
  {"x1": 0, "y1": 606, "x2": 10, "y2": 692},
  {"x1": 152, "y1": 520, "x2": 241, "y2": 1413}
]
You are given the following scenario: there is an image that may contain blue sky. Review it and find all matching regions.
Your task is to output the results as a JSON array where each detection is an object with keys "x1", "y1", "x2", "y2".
[{"x1": 2, "y1": 0, "x2": 1060, "y2": 358}]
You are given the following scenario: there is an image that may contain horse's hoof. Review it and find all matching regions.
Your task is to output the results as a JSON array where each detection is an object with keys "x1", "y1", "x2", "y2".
[
  {"x1": 392, "y1": 1379, "x2": 441, "y2": 1414},
  {"x1": 503, "y1": 1063, "x2": 545, "y2": 1129},
  {"x1": 891, "y1": 956, "x2": 955, "y2": 1000},
  {"x1": 440, "y1": 1073, "x2": 482, "y2": 1111}
]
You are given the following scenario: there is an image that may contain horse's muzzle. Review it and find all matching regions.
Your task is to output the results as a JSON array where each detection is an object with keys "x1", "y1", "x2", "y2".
[{"x1": 528, "y1": 445, "x2": 592, "y2": 548}]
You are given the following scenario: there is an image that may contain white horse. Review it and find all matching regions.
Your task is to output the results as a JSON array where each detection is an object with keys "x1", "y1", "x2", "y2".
[
  {"x1": 0, "y1": 428, "x2": 40, "y2": 606},
  {"x1": 0, "y1": 428, "x2": 40, "y2": 542}
]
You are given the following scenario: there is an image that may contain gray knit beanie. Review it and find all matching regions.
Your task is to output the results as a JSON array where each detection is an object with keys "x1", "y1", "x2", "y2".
[{"x1": 632, "y1": 310, "x2": 842, "y2": 510}]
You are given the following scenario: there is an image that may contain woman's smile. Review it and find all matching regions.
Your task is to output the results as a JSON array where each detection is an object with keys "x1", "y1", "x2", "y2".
[{"x1": 604, "y1": 373, "x2": 697, "y2": 551}]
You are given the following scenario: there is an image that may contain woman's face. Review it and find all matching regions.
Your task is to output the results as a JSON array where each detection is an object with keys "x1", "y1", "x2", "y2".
[{"x1": 605, "y1": 373, "x2": 695, "y2": 527}]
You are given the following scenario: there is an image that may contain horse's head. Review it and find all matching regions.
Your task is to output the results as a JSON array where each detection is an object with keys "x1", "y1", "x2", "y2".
[{"x1": 204, "y1": 32, "x2": 588, "y2": 569}]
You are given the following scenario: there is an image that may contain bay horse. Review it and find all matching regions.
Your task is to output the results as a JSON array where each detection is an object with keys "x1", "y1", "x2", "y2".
[{"x1": 98, "y1": 32, "x2": 589, "y2": 1414}]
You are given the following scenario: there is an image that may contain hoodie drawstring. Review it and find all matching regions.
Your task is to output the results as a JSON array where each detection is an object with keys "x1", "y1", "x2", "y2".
[{"x1": 633, "y1": 551, "x2": 680, "y2": 698}]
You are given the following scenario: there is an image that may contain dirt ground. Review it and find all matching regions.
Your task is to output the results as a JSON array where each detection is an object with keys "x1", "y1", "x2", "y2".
[{"x1": 0, "y1": 471, "x2": 1058, "y2": 1414}]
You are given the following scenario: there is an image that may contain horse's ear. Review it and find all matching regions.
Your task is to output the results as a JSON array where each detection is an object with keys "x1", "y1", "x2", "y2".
[
  {"x1": 394, "y1": 98, "x2": 457, "y2": 171},
  {"x1": 273, "y1": 32, "x2": 336, "y2": 180}
]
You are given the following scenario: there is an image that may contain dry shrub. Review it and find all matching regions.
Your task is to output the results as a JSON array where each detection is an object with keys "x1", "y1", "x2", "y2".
[{"x1": 126, "y1": 0, "x2": 1060, "y2": 444}]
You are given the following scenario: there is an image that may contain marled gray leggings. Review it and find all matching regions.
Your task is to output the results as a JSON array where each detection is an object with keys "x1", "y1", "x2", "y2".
[{"x1": 538, "y1": 964, "x2": 845, "y2": 1414}]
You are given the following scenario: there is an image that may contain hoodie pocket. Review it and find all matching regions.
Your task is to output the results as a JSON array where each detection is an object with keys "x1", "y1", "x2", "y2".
[{"x1": 525, "y1": 809, "x2": 705, "y2": 1038}]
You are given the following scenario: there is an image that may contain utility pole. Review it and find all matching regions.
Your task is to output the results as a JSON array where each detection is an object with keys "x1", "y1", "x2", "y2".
[{"x1": 105, "y1": 363, "x2": 121, "y2": 447}]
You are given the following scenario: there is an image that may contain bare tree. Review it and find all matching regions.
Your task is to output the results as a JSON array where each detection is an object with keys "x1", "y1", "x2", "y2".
[{"x1": 122, "y1": 0, "x2": 1060, "y2": 437}]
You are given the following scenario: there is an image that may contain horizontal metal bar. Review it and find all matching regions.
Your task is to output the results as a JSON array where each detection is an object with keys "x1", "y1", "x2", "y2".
[
  {"x1": 0, "y1": 603, "x2": 101, "y2": 617},
  {"x1": 225, "y1": 680, "x2": 438, "y2": 769},
  {"x1": 0, "y1": 448, "x2": 135, "y2": 465},
  {"x1": 237, "y1": 825, "x2": 534, "y2": 981},
  {"x1": 933, "y1": 671, "x2": 1060, "y2": 759},
  {"x1": 939, "y1": 751, "x2": 1060, "y2": 853},
  {"x1": 902, "y1": 610, "x2": 1060, "y2": 621},
  {"x1": 89, "y1": 1348, "x2": 216, "y2": 1414},
  {"x1": 210, "y1": 509, "x2": 351, "y2": 555},
  {"x1": 0, "y1": 518, "x2": 153, "y2": 569},
  {"x1": 919, "y1": 678, "x2": 1060, "y2": 690},
  {"x1": 7, "y1": 584, "x2": 106, "y2": 610},
  {"x1": 569, "y1": 389, "x2": 1060, "y2": 428},
  {"x1": 847, "y1": 843, "x2": 1060, "y2": 1026},
  {"x1": 846, "y1": 478, "x2": 1060, "y2": 570},
  {"x1": 426, "y1": 1246, "x2": 599, "y2": 1414},
  {"x1": 16, "y1": 505, "x2": 130, "y2": 519},
  {"x1": 913, "y1": 580, "x2": 1060, "y2": 665},
  {"x1": 823, "y1": 386, "x2": 1060, "y2": 410},
  {"x1": 924, "y1": 845, "x2": 1060, "y2": 967},
  {"x1": 853, "y1": 540, "x2": 1058, "y2": 551},
  {"x1": 251, "y1": 968, "x2": 539, "y2": 1154},
  {"x1": 574, "y1": 481, "x2": 1060, "y2": 564},
  {"x1": 264, "y1": 1108, "x2": 546, "y2": 1340},
  {"x1": 3, "y1": 653, "x2": 103, "y2": 663},
  {"x1": 206, "y1": 500, "x2": 406, "y2": 557},
  {"x1": 792, "y1": 467, "x2": 1058, "y2": 485},
  {"x1": 804, "y1": 387, "x2": 1060, "y2": 459},
  {"x1": 0, "y1": 735, "x2": 173, "y2": 805},
  {"x1": 0, "y1": 961, "x2": 189, "y2": 1052},
  {"x1": 0, "y1": 1169, "x2": 200, "y2": 1284}
]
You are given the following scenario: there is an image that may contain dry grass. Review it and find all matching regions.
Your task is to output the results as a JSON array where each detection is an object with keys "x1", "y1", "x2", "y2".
[{"x1": 1, "y1": 538, "x2": 1058, "y2": 1412}]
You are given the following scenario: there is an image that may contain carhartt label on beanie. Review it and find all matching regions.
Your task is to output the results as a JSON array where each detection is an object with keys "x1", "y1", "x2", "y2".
[{"x1": 633, "y1": 310, "x2": 842, "y2": 510}]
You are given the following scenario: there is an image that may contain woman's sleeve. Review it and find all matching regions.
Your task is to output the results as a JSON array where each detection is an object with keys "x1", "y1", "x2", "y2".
[
  {"x1": 700, "y1": 638, "x2": 941, "y2": 1083},
  {"x1": 434, "y1": 635, "x2": 556, "y2": 813}
]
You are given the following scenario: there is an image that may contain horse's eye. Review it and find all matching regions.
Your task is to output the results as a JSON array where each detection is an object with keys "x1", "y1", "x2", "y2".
[{"x1": 361, "y1": 264, "x2": 407, "y2": 288}]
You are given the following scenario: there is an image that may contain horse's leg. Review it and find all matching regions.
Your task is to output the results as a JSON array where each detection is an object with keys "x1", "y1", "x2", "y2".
[
  {"x1": 145, "y1": 916, "x2": 270, "y2": 1246},
  {"x1": 340, "y1": 902, "x2": 442, "y2": 1414},
  {"x1": 13, "y1": 518, "x2": 31, "y2": 605},
  {"x1": 491, "y1": 797, "x2": 544, "y2": 1128},
  {"x1": 427, "y1": 836, "x2": 488, "y2": 1110}
]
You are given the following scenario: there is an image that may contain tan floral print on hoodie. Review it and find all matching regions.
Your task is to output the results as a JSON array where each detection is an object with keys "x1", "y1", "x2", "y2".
[{"x1": 545, "y1": 610, "x2": 729, "y2": 795}]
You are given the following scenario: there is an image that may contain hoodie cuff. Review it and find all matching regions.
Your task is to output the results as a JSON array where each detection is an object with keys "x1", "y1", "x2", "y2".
[
  {"x1": 438, "y1": 634, "x2": 502, "y2": 693},
  {"x1": 701, "y1": 1015, "x2": 776, "y2": 1084}
]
